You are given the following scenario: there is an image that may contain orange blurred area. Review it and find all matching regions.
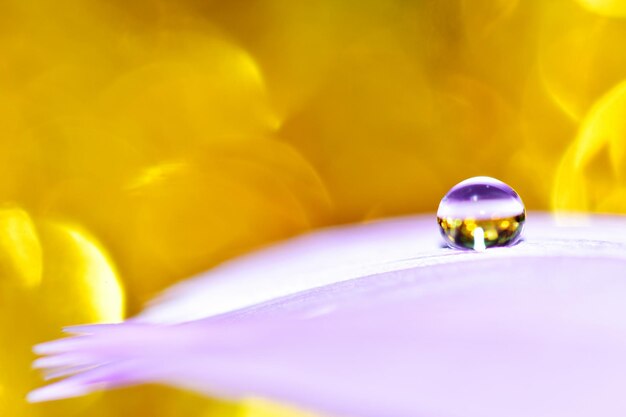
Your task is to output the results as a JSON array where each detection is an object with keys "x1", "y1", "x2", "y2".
[{"x1": 1, "y1": 0, "x2": 626, "y2": 416}]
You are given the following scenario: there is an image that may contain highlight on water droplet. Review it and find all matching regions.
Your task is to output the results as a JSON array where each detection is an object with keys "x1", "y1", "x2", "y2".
[{"x1": 437, "y1": 176, "x2": 526, "y2": 251}]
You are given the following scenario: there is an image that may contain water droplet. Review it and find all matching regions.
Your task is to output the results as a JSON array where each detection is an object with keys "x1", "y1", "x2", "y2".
[{"x1": 437, "y1": 176, "x2": 526, "y2": 251}]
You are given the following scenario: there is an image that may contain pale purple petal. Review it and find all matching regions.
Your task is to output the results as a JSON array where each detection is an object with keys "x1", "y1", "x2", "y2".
[
  {"x1": 29, "y1": 213, "x2": 626, "y2": 417},
  {"x1": 138, "y1": 212, "x2": 626, "y2": 323}
]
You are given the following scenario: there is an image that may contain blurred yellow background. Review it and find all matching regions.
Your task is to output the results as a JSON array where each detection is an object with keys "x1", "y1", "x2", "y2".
[{"x1": 1, "y1": 0, "x2": 626, "y2": 415}]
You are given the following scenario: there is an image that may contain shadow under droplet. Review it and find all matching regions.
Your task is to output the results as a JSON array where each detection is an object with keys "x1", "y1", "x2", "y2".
[{"x1": 438, "y1": 236, "x2": 526, "y2": 250}]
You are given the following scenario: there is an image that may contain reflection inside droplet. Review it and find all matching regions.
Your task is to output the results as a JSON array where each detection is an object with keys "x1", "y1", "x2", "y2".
[{"x1": 437, "y1": 176, "x2": 526, "y2": 251}]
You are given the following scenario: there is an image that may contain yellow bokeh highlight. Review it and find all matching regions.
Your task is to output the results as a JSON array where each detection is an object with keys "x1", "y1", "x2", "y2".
[
  {"x1": 2, "y1": 0, "x2": 626, "y2": 416},
  {"x1": 0, "y1": 206, "x2": 124, "y2": 416},
  {"x1": 575, "y1": 0, "x2": 626, "y2": 17},
  {"x1": 0, "y1": 206, "x2": 42, "y2": 289},
  {"x1": 553, "y1": 80, "x2": 626, "y2": 212},
  {"x1": 42, "y1": 223, "x2": 125, "y2": 323}
]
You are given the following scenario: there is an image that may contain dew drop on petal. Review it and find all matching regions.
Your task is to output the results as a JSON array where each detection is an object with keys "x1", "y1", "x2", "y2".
[{"x1": 437, "y1": 176, "x2": 526, "y2": 250}]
